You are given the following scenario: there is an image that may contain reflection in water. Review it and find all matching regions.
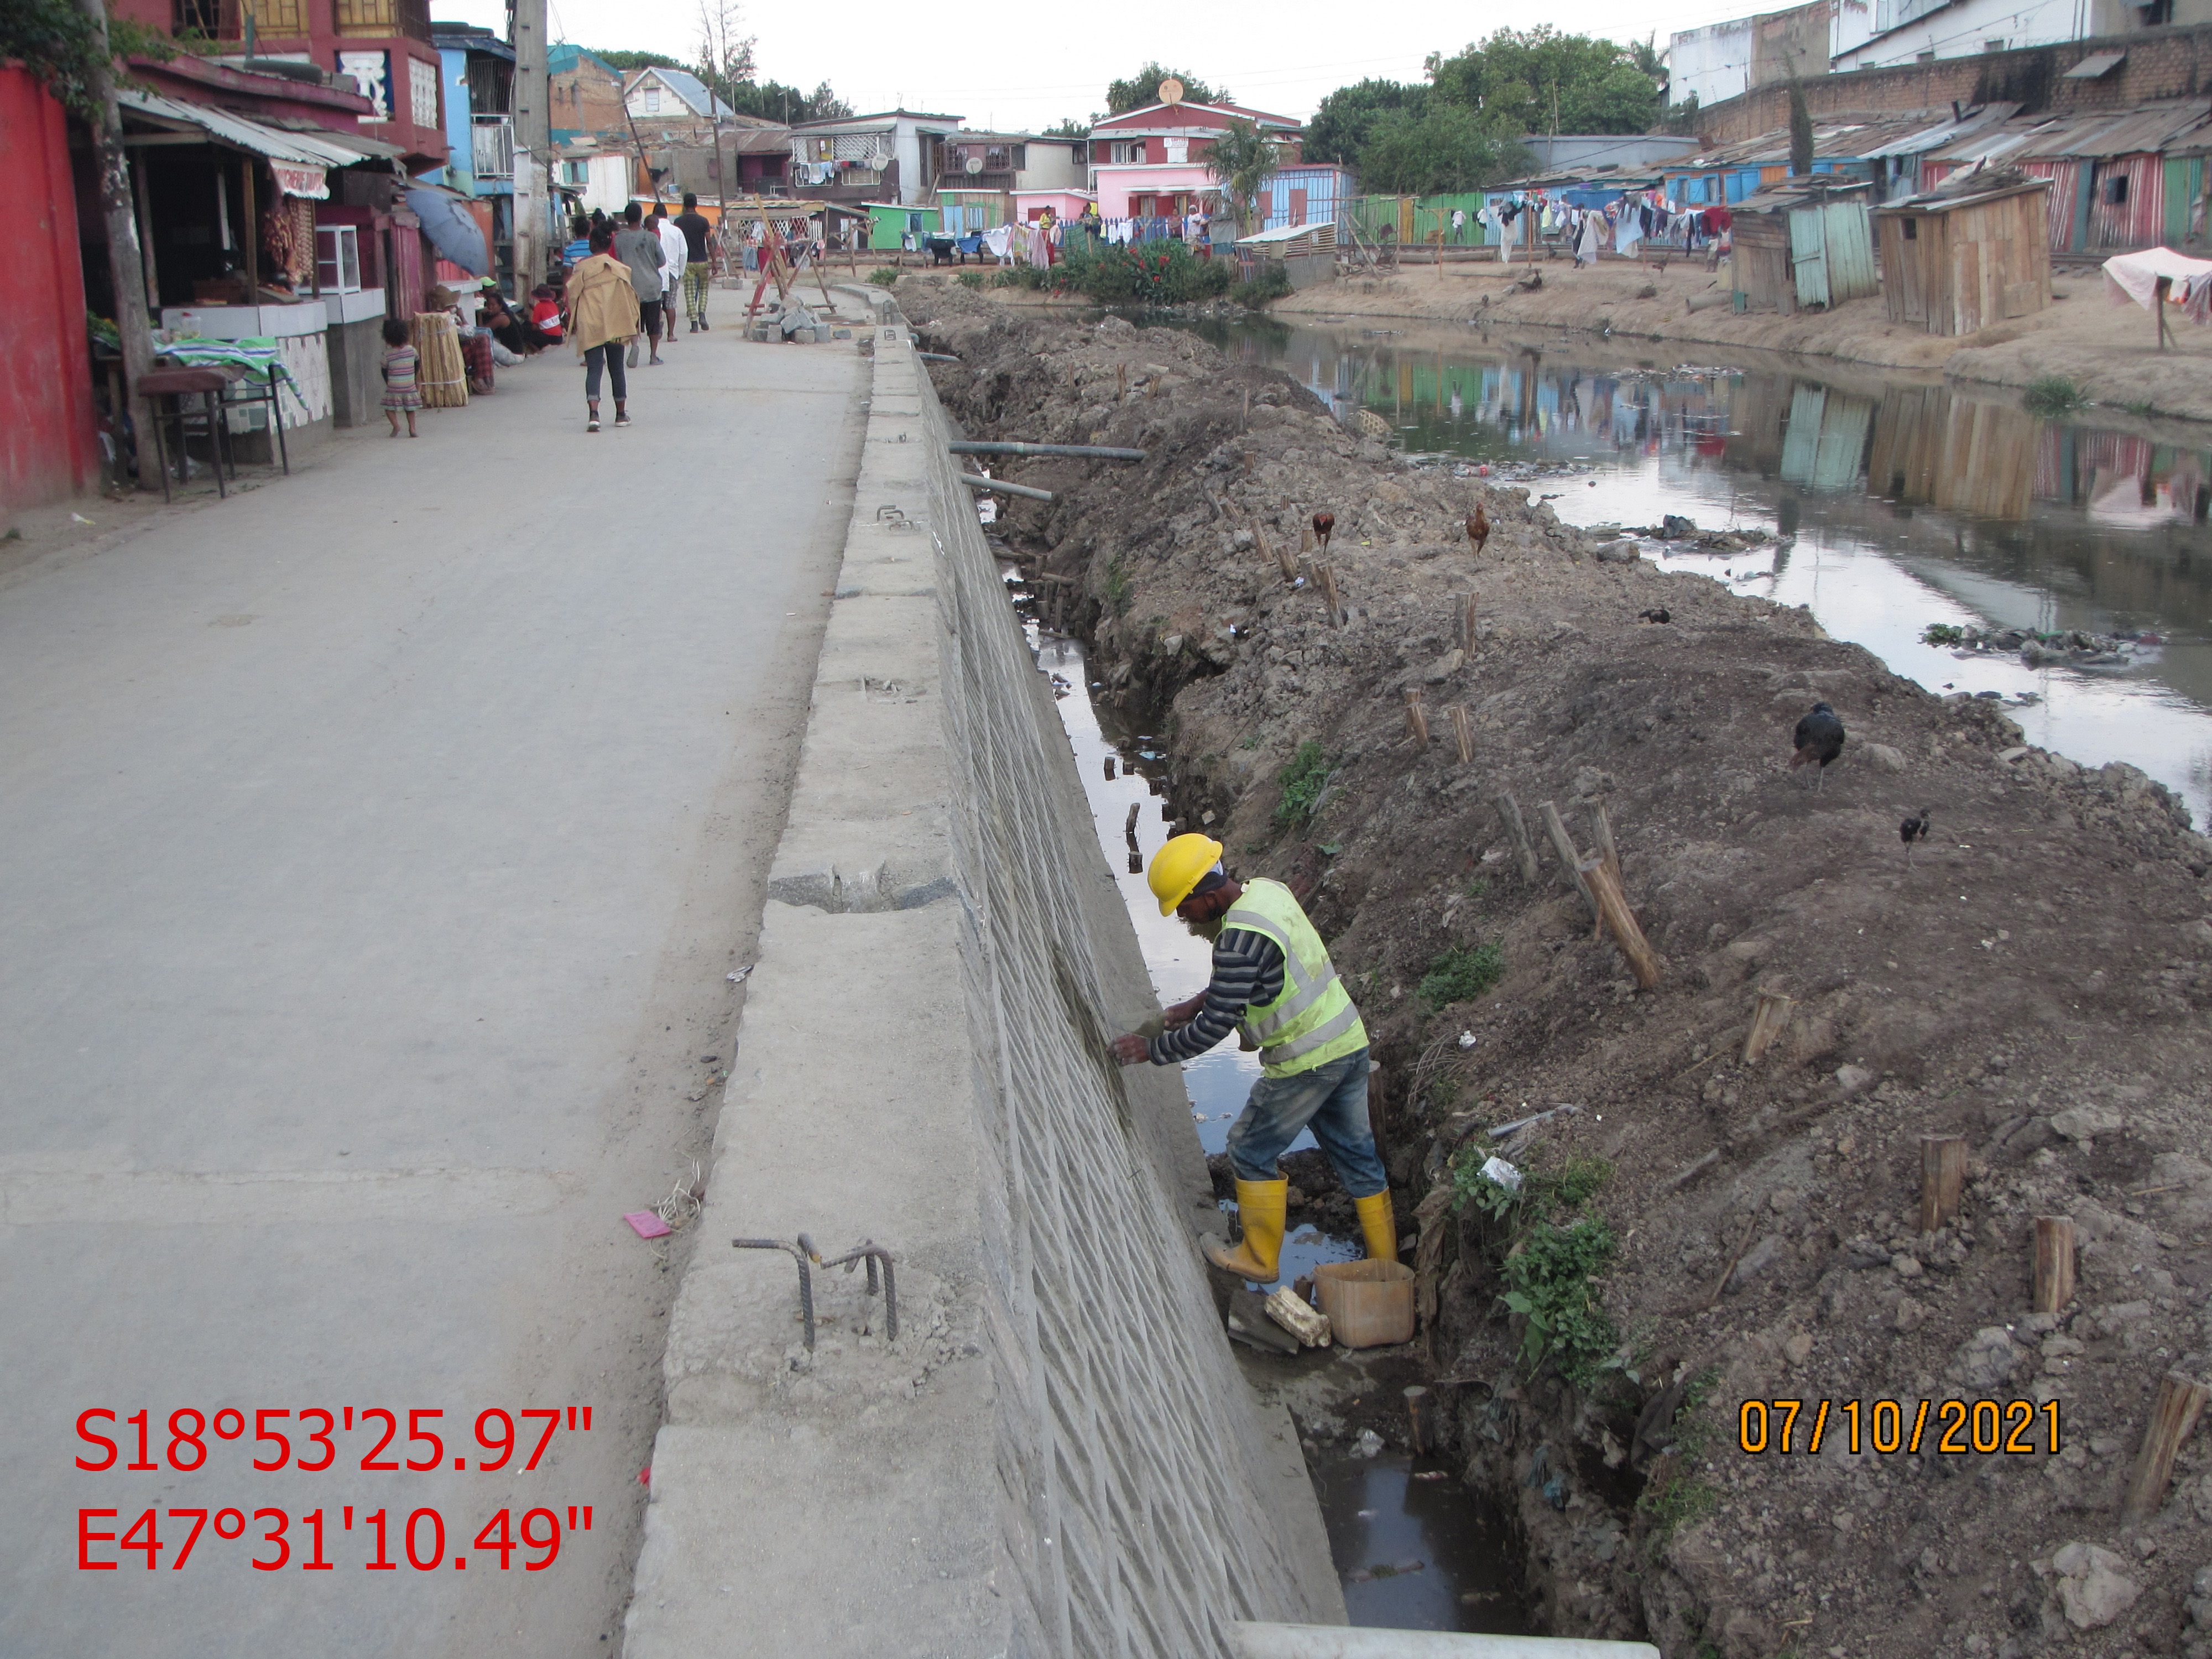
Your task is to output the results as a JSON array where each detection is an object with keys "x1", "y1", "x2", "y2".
[{"x1": 1129, "y1": 310, "x2": 2212, "y2": 823}]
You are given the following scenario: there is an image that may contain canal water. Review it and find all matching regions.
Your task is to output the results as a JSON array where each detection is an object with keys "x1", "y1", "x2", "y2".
[{"x1": 1133, "y1": 309, "x2": 2212, "y2": 826}]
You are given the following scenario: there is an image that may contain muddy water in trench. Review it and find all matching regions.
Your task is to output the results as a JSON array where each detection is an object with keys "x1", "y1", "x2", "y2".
[
  {"x1": 1122, "y1": 309, "x2": 2212, "y2": 827},
  {"x1": 1005, "y1": 584, "x2": 1524, "y2": 1632}
]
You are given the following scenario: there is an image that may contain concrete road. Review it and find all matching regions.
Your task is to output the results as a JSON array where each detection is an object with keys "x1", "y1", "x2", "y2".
[{"x1": 0, "y1": 325, "x2": 863, "y2": 1655}]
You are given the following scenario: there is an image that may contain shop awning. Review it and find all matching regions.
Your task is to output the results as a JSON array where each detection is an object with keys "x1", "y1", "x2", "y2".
[{"x1": 116, "y1": 90, "x2": 356, "y2": 197}]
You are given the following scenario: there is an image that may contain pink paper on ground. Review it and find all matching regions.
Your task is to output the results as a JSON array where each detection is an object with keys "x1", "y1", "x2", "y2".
[{"x1": 623, "y1": 1211, "x2": 671, "y2": 1239}]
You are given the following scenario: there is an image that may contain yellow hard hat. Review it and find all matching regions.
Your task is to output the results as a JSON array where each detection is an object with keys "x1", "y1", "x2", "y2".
[{"x1": 1147, "y1": 833, "x2": 1225, "y2": 916}]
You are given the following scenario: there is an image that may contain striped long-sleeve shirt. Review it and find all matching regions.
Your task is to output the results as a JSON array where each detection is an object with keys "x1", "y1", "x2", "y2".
[{"x1": 1147, "y1": 928, "x2": 1286, "y2": 1065}]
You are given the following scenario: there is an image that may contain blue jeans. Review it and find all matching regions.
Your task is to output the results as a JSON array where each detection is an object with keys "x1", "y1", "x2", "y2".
[{"x1": 1225, "y1": 1046, "x2": 1386, "y2": 1198}]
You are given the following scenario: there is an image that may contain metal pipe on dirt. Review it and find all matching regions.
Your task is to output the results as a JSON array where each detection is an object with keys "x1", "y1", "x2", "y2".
[
  {"x1": 958, "y1": 473, "x2": 1055, "y2": 502},
  {"x1": 1227, "y1": 1625, "x2": 1660, "y2": 1659},
  {"x1": 948, "y1": 441, "x2": 1147, "y2": 460}
]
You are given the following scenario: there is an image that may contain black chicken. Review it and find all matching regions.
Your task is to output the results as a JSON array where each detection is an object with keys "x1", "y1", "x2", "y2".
[
  {"x1": 1899, "y1": 808, "x2": 1931, "y2": 865},
  {"x1": 1790, "y1": 702, "x2": 1846, "y2": 792},
  {"x1": 1638, "y1": 606, "x2": 1671, "y2": 624}
]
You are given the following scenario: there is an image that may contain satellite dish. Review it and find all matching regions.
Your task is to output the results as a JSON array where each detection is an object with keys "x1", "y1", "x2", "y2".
[
  {"x1": 965, "y1": 156, "x2": 984, "y2": 175},
  {"x1": 1159, "y1": 77, "x2": 1185, "y2": 105}
]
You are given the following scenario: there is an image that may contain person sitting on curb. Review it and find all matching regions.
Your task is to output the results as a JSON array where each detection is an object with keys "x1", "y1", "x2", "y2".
[{"x1": 1112, "y1": 833, "x2": 1396, "y2": 1282}]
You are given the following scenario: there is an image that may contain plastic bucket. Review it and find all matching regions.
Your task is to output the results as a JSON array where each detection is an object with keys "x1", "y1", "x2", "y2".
[{"x1": 1313, "y1": 1260, "x2": 1416, "y2": 1349}]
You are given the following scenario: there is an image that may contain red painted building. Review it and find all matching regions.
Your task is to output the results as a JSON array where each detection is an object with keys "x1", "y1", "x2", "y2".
[
  {"x1": 1, "y1": 66, "x2": 100, "y2": 512},
  {"x1": 108, "y1": 0, "x2": 447, "y2": 168}
]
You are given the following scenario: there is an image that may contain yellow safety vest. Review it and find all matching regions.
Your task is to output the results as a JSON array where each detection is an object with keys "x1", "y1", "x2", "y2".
[{"x1": 1222, "y1": 878, "x2": 1368, "y2": 1078}]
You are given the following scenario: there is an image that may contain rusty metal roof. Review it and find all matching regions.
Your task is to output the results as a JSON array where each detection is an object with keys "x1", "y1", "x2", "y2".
[
  {"x1": 1671, "y1": 115, "x2": 1957, "y2": 170},
  {"x1": 1926, "y1": 99, "x2": 2212, "y2": 163}
]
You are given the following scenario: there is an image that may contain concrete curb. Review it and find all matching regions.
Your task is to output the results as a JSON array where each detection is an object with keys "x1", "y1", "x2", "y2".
[{"x1": 620, "y1": 318, "x2": 1340, "y2": 1657}]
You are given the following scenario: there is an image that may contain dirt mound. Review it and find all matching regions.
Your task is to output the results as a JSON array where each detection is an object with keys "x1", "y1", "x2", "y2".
[{"x1": 906, "y1": 283, "x2": 2212, "y2": 1659}]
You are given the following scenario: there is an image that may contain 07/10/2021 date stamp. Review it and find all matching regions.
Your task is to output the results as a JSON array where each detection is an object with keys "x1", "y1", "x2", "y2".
[{"x1": 1738, "y1": 1397, "x2": 2061, "y2": 1456}]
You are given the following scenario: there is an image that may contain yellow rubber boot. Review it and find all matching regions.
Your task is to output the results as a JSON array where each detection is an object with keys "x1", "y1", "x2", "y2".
[
  {"x1": 1206, "y1": 1178, "x2": 1288, "y2": 1282},
  {"x1": 1354, "y1": 1190, "x2": 1399, "y2": 1264}
]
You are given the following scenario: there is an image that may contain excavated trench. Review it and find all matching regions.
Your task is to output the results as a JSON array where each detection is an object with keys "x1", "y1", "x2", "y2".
[{"x1": 996, "y1": 539, "x2": 1536, "y2": 1637}]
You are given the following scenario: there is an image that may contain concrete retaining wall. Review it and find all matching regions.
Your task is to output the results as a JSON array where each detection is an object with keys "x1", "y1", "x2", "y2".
[{"x1": 620, "y1": 320, "x2": 1342, "y2": 1656}]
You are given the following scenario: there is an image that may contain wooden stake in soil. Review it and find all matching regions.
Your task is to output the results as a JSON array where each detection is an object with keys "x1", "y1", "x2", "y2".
[
  {"x1": 1539, "y1": 800, "x2": 1597, "y2": 914},
  {"x1": 1588, "y1": 801, "x2": 1622, "y2": 884},
  {"x1": 1741, "y1": 988, "x2": 1794, "y2": 1065},
  {"x1": 2121, "y1": 1370, "x2": 2209, "y2": 1519},
  {"x1": 1578, "y1": 854, "x2": 1662, "y2": 989},
  {"x1": 1493, "y1": 793, "x2": 1540, "y2": 883},
  {"x1": 1316, "y1": 563, "x2": 1343, "y2": 628},
  {"x1": 2032, "y1": 1215, "x2": 2076, "y2": 1314},
  {"x1": 1404, "y1": 688, "x2": 1428, "y2": 746},
  {"x1": 1115, "y1": 362, "x2": 1127, "y2": 399},
  {"x1": 1450, "y1": 706, "x2": 1474, "y2": 766},
  {"x1": 1104, "y1": 756, "x2": 1115, "y2": 781},
  {"x1": 1300, "y1": 518, "x2": 1314, "y2": 556},
  {"x1": 1404, "y1": 1385, "x2": 1430, "y2": 1454},
  {"x1": 1455, "y1": 591, "x2": 1480, "y2": 654},
  {"x1": 1918, "y1": 1134, "x2": 1968, "y2": 1234}
]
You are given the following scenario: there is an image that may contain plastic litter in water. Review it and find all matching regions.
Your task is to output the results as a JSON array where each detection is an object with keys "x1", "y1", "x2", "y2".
[{"x1": 1354, "y1": 1430, "x2": 1385, "y2": 1459}]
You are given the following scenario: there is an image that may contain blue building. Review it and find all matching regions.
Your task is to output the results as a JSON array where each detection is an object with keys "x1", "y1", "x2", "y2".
[{"x1": 430, "y1": 23, "x2": 515, "y2": 280}]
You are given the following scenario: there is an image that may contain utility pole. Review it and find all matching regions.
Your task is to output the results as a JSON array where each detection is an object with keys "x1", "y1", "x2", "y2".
[
  {"x1": 76, "y1": 0, "x2": 155, "y2": 486},
  {"x1": 509, "y1": 0, "x2": 548, "y2": 294}
]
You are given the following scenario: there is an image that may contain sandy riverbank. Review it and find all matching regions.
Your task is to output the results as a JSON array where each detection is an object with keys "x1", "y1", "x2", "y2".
[{"x1": 1262, "y1": 256, "x2": 2212, "y2": 424}]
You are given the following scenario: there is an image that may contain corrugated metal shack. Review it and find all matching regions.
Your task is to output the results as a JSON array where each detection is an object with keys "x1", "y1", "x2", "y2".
[
  {"x1": 1920, "y1": 100, "x2": 2212, "y2": 253},
  {"x1": 1729, "y1": 177, "x2": 1878, "y2": 314},
  {"x1": 1662, "y1": 117, "x2": 1934, "y2": 207},
  {"x1": 1872, "y1": 169, "x2": 2053, "y2": 335}
]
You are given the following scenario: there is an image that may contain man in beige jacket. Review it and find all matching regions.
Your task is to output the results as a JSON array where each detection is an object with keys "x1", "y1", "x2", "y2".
[{"x1": 563, "y1": 226, "x2": 642, "y2": 432}]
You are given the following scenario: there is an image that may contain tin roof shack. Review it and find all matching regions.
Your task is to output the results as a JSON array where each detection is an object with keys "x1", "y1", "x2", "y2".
[
  {"x1": 1921, "y1": 100, "x2": 2212, "y2": 252},
  {"x1": 1874, "y1": 171, "x2": 2053, "y2": 334},
  {"x1": 1729, "y1": 178, "x2": 1878, "y2": 314}
]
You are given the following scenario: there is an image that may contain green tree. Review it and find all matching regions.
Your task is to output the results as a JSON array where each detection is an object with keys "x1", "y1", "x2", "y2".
[
  {"x1": 1306, "y1": 77, "x2": 1427, "y2": 165},
  {"x1": 1039, "y1": 117, "x2": 1090, "y2": 138},
  {"x1": 1424, "y1": 26, "x2": 1661, "y2": 136},
  {"x1": 592, "y1": 48, "x2": 687, "y2": 72},
  {"x1": 1788, "y1": 80, "x2": 1813, "y2": 175},
  {"x1": 2, "y1": 0, "x2": 170, "y2": 119},
  {"x1": 722, "y1": 78, "x2": 850, "y2": 123},
  {"x1": 1204, "y1": 116, "x2": 1282, "y2": 234},
  {"x1": 1357, "y1": 104, "x2": 1528, "y2": 195},
  {"x1": 1105, "y1": 62, "x2": 1228, "y2": 114}
]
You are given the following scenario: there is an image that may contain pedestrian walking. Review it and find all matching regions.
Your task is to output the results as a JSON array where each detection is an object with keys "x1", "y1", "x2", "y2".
[
  {"x1": 1113, "y1": 835, "x2": 1396, "y2": 1281},
  {"x1": 653, "y1": 205, "x2": 686, "y2": 351},
  {"x1": 379, "y1": 316, "x2": 419, "y2": 437},
  {"x1": 564, "y1": 226, "x2": 640, "y2": 432},
  {"x1": 612, "y1": 203, "x2": 666, "y2": 368},
  {"x1": 674, "y1": 191, "x2": 713, "y2": 331}
]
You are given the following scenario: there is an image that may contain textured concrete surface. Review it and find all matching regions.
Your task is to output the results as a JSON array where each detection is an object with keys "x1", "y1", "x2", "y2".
[
  {"x1": 622, "y1": 325, "x2": 1343, "y2": 1658},
  {"x1": 0, "y1": 329, "x2": 863, "y2": 1656}
]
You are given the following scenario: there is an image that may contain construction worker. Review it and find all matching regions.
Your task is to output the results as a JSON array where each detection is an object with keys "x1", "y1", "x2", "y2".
[{"x1": 1112, "y1": 833, "x2": 1395, "y2": 1282}]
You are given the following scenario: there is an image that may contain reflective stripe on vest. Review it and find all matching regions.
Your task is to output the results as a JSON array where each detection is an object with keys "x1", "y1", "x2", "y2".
[{"x1": 1222, "y1": 878, "x2": 1367, "y2": 1078}]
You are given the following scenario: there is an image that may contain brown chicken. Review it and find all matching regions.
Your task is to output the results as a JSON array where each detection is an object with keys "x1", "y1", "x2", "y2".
[
  {"x1": 1467, "y1": 503, "x2": 1490, "y2": 555},
  {"x1": 1312, "y1": 510, "x2": 1334, "y2": 551}
]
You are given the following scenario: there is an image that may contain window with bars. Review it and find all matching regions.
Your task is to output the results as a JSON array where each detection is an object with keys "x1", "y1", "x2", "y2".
[
  {"x1": 334, "y1": 0, "x2": 431, "y2": 39},
  {"x1": 173, "y1": 0, "x2": 306, "y2": 37}
]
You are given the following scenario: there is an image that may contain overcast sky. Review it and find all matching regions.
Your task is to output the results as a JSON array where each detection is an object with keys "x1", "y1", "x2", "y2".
[{"x1": 427, "y1": 0, "x2": 1760, "y2": 129}]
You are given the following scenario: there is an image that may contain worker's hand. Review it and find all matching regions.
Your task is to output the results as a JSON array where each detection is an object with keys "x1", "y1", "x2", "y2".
[
  {"x1": 1162, "y1": 994, "x2": 1206, "y2": 1030},
  {"x1": 1110, "y1": 1034, "x2": 1151, "y2": 1067}
]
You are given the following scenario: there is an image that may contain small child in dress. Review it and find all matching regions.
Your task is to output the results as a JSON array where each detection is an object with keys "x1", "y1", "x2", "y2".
[{"x1": 379, "y1": 316, "x2": 419, "y2": 437}]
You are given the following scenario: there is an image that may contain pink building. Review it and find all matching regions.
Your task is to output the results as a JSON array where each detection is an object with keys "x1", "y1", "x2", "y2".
[{"x1": 1085, "y1": 99, "x2": 1302, "y2": 221}]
